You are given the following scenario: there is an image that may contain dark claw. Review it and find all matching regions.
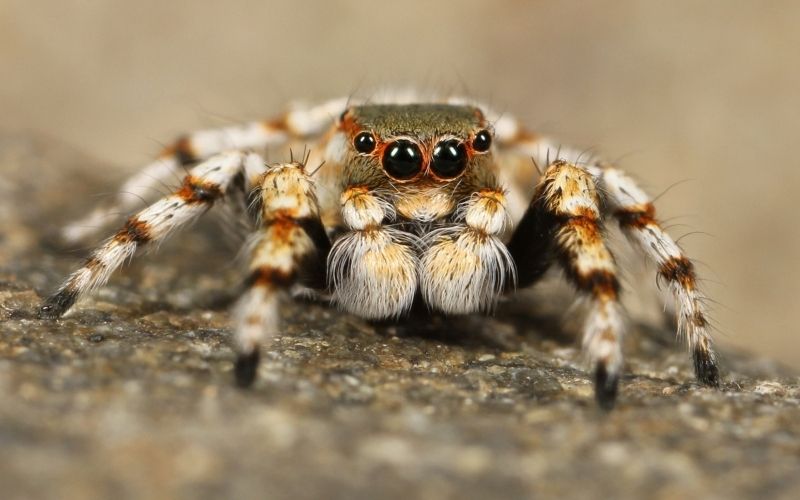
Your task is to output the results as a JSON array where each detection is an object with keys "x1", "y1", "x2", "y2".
[
  {"x1": 38, "y1": 290, "x2": 77, "y2": 319},
  {"x1": 594, "y1": 362, "x2": 619, "y2": 410},
  {"x1": 234, "y1": 349, "x2": 260, "y2": 388},
  {"x1": 693, "y1": 349, "x2": 721, "y2": 388}
]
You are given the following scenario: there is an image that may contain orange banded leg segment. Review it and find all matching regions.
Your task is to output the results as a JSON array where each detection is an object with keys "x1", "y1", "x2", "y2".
[
  {"x1": 535, "y1": 161, "x2": 625, "y2": 408},
  {"x1": 232, "y1": 162, "x2": 329, "y2": 387},
  {"x1": 62, "y1": 97, "x2": 349, "y2": 244},
  {"x1": 593, "y1": 165, "x2": 720, "y2": 387},
  {"x1": 40, "y1": 152, "x2": 256, "y2": 319}
]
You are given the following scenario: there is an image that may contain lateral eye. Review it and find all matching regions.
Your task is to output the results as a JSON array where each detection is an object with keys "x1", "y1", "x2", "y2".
[
  {"x1": 431, "y1": 140, "x2": 468, "y2": 179},
  {"x1": 354, "y1": 132, "x2": 376, "y2": 154},
  {"x1": 472, "y1": 129, "x2": 492, "y2": 153},
  {"x1": 382, "y1": 140, "x2": 423, "y2": 180}
]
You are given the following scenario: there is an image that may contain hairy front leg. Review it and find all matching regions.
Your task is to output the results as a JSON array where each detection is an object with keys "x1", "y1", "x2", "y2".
[
  {"x1": 233, "y1": 161, "x2": 330, "y2": 387},
  {"x1": 512, "y1": 160, "x2": 626, "y2": 408},
  {"x1": 63, "y1": 97, "x2": 349, "y2": 243}
]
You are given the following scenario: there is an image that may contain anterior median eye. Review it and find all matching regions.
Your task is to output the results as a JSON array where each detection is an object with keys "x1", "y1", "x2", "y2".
[
  {"x1": 353, "y1": 132, "x2": 376, "y2": 154},
  {"x1": 431, "y1": 139, "x2": 467, "y2": 179},
  {"x1": 382, "y1": 140, "x2": 423, "y2": 180}
]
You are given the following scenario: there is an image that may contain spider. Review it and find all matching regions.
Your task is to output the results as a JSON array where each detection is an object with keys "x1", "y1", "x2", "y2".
[{"x1": 38, "y1": 92, "x2": 720, "y2": 408}]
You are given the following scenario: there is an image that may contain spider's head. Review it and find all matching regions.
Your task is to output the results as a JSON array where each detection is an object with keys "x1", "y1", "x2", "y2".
[
  {"x1": 338, "y1": 104, "x2": 494, "y2": 185},
  {"x1": 336, "y1": 103, "x2": 496, "y2": 220}
]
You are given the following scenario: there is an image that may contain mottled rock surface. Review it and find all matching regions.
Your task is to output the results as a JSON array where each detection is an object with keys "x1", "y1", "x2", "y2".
[{"x1": 1, "y1": 134, "x2": 798, "y2": 500}]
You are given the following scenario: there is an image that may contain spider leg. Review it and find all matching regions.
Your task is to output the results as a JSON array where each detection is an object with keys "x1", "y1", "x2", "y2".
[
  {"x1": 62, "y1": 97, "x2": 349, "y2": 243},
  {"x1": 39, "y1": 151, "x2": 266, "y2": 319},
  {"x1": 589, "y1": 164, "x2": 720, "y2": 387},
  {"x1": 509, "y1": 160, "x2": 625, "y2": 408},
  {"x1": 232, "y1": 161, "x2": 330, "y2": 387}
]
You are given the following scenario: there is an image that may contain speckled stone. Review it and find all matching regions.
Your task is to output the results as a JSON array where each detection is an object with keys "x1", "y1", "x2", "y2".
[{"x1": 1, "y1": 135, "x2": 798, "y2": 500}]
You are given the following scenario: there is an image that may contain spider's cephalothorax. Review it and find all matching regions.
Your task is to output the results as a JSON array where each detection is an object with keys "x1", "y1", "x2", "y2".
[{"x1": 39, "y1": 94, "x2": 721, "y2": 408}]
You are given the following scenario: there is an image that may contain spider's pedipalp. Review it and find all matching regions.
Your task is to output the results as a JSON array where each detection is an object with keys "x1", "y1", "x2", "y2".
[
  {"x1": 40, "y1": 152, "x2": 256, "y2": 319},
  {"x1": 62, "y1": 98, "x2": 349, "y2": 244},
  {"x1": 592, "y1": 165, "x2": 720, "y2": 387},
  {"x1": 328, "y1": 185, "x2": 419, "y2": 319},
  {"x1": 233, "y1": 161, "x2": 330, "y2": 386},
  {"x1": 511, "y1": 160, "x2": 625, "y2": 408},
  {"x1": 420, "y1": 188, "x2": 516, "y2": 314}
]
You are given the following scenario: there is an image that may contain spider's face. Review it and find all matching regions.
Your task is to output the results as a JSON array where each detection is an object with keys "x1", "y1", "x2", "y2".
[
  {"x1": 338, "y1": 104, "x2": 495, "y2": 221},
  {"x1": 340, "y1": 104, "x2": 493, "y2": 183}
]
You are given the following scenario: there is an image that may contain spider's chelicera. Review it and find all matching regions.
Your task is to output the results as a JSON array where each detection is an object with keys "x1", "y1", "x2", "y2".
[{"x1": 39, "y1": 94, "x2": 721, "y2": 408}]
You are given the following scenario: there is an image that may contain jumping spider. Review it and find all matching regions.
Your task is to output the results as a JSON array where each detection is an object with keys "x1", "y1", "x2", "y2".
[{"x1": 39, "y1": 93, "x2": 720, "y2": 408}]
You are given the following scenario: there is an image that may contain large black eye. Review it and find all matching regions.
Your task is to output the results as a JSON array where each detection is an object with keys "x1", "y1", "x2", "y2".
[
  {"x1": 472, "y1": 129, "x2": 492, "y2": 152},
  {"x1": 431, "y1": 139, "x2": 468, "y2": 178},
  {"x1": 354, "y1": 132, "x2": 376, "y2": 154},
  {"x1": 382, "y1": 140, "x2": 423, "y2": 180}
]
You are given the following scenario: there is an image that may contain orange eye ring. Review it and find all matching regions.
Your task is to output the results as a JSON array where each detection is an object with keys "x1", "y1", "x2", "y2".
[{"x1": 353, "y1": 132, "x2": 376, "y2": 154}]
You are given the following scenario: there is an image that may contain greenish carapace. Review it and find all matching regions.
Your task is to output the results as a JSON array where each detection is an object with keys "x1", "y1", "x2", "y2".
[{"x1": 350, "y1": 104, "x2": 484, "y2": 138}]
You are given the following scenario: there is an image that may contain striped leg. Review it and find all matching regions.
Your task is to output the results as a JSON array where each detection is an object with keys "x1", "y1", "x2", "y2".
[
  {"x1": 592, "y1": 165, "x2": 720, "y2": 387},
  {"x1": 513, "y1": 160, "x2": 625, "y2": 408},
  {"x1": 62, "y1": 97, "x2": 349, "y2": 244},
  {"x1": 232, "y1": 162, "x2": 330, "y2": 387},
  {"x1": 40, "y1": 152, "x2": 263, "y2": 318}
]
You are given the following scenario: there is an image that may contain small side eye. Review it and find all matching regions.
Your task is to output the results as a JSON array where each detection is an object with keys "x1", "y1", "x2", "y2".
[
  {"x1": 472, "y1": 129, "x2": 492, "y2": 153},
  {"x1": 354, "y1": 132, "x2": 376, "y2": 154},
  {"x1": 382, "y1": 140, "x2": 423, "y2": 180},
  {"x1": 431, "y1": 140, "x2": 468, "y2": 179}
]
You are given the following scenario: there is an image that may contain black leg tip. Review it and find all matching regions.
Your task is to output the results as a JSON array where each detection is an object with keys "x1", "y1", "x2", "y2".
[
  {"x1": 693, "y1": 349, "x2": 721, "y2": 388},
  {"x1": 594, "y1": 362, "x2": 619, "y2": 411},
  {"x1": 38, "y1": 291, "x2": 76, "y2": 320},
  {"x1": 234, "y1": 349, "x2": 260, "y2": 388}
]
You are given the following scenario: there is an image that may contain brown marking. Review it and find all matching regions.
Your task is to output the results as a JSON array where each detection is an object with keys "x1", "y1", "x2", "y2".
[
  {"x1": 263, "y1": 115, "x2": 289, "y2": 133},
  {"x1": 177, "y1": 175, "x2": 223, "y2": 204},
  {"x1": 566, "y1": 216, "x2": 603, "y2": 245},
  {"x1": 267, "y1": 217, "x2": 299, "y2": 242},
  {"x1": 114, "y1": 217, "x2": 152, "y2": 244},
  {"x1": 615, "y1": 203, "x2": 656, "y2": 229},
  {"x1": 477, "y1": 188, "x2": 505, "y2": 205},
  {"x1": 269, "y1": 208, "x2": 300, "y2": 220},
  {"x1": 572, "y1": 269, "x2": 621, "y2": 301},
  {"x1": 472, "y1": 107, "x2": 487, "y2": 127},
  {"x1": 505, "y1": 126, "x2": 539, "y2": 145},
  {"x1": 659, "y1": 256, "x2": 697, "y2": 290},
  {"x1": 249, "y1": 267, "x2": 294, "y2": 287},
  {"x1": 84, "y1": 256, "x2": 104, "y2": 271},
  {"x1": 161, "y1": 136, "x2": 197, "y2": 165},
  {"x1": 599, "y1": 328, "x2": 618, "y2": 343},
  {"x1": 245, "y1": 315, "x2": 262, "y2": 327},
  {"x1": 341, "y1": 185, "x2": 370, "y2": 203},
  {"x1": 691, "y1": 311, "x2": 709, "y2": 328},
  {"x1": 338, "y1": 111, "x2": 362, "y2": 138}
]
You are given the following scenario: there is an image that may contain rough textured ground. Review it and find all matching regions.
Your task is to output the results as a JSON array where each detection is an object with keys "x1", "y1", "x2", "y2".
[{"x1": 1, "y1": 134, "x2": 798, "y2": 500}]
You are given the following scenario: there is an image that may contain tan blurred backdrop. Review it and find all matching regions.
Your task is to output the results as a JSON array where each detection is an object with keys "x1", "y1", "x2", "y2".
[{"x1": 1, "y1": 1, "x2": 798, "y2": 365}]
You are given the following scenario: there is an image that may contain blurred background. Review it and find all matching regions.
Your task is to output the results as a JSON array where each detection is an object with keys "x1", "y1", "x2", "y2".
[{"x1": 1, "y1": 0, "x2": 798, "y2": 365}]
